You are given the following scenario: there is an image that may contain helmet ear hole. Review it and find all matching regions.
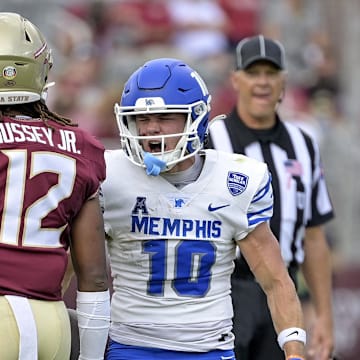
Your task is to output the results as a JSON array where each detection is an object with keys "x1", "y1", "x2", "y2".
[{"x1": 0, "y1": 12, "x2": 53, "y2": 104}]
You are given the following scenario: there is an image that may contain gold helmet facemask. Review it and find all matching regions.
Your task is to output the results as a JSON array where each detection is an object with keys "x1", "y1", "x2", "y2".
[{"x1": 0, "y1": 12, "x2": 53, "y2": 105}]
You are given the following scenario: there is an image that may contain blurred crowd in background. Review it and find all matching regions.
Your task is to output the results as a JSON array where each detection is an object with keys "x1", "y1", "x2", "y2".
[{"x1": 2, "y1": 0, "x2": 360, "y2": 357}]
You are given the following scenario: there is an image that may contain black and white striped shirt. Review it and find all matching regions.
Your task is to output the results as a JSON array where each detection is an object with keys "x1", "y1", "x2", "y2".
[{"x1": 207, "y1": 110, "x2": 334, "y2": 274}]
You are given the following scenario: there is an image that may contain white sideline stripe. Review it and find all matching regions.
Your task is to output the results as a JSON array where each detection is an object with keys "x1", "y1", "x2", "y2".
[{"x1": 5, "y1": 295, "x2": 38, "y2": 360}]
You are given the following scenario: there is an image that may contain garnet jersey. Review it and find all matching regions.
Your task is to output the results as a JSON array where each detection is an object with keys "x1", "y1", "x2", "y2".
[
  {"x1": 101, "y1": 149, "x2": 273, "y2": 352},
  {"x1": 0, "y1": 116, "x2": 105, "y2": 301}
]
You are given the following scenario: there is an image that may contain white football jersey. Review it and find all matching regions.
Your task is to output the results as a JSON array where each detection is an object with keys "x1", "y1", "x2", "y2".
[{"x1": 101, "y1": 149, "x2": 273, "y2": 352}]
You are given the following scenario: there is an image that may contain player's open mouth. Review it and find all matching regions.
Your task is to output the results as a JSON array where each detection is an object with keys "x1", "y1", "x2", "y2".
[{"x1": 148, "y1": 141, "x2": 164, "y2": 152}]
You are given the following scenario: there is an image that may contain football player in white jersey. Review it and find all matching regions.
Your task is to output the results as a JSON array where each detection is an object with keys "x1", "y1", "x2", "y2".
[{"x1": 101, "y1": 58, "x2": 306, "y2": 360}]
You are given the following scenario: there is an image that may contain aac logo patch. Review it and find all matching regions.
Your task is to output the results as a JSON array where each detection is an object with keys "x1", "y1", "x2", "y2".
[{"x1": 227, "y1": 171, "x2": 248, "y2": 196}]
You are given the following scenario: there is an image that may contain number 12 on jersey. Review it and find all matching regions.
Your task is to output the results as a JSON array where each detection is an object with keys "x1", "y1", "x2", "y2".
[{"x1": 0, "y1": 150, "x2": 76, "y2": 248}]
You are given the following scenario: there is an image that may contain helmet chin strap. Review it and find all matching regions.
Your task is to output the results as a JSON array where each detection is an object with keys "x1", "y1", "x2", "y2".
[
  {"x1": 143, "y1": 152, "x2": 167, "y2": 176},
  {"x1": 40, "y1": 81, "x2": 55, "y2": 103}
]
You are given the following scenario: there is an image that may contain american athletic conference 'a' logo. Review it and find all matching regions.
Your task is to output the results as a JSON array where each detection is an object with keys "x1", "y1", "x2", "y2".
[{"x1": 227, "y1": 171, "x2": 248, "y2": 196}]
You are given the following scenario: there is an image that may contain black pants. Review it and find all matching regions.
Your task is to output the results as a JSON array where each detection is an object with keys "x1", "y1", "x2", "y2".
[{"x1": 231, "y1": 275, "x2": 284, "y2": 360}]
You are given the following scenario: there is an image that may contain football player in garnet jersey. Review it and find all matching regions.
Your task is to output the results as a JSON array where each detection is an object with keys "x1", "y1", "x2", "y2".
[
  {"x1": 0, "y1": 12, "x2": 110, "y2": 359},
  {"x1": 100, "y1": 58, "x2": 306, "y2": 360}
]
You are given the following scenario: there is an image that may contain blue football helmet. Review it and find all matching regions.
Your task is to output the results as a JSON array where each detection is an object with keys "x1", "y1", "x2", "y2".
[{"x1": 114, "y1": 58, "x2": 211, "y2": 174}]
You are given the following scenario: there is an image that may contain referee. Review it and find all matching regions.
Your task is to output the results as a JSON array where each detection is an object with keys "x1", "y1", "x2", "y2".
[{"x1": 207, "y1": 35, "x2": 335, "y2": 360}]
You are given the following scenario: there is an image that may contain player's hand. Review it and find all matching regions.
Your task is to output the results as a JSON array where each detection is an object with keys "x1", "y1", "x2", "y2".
[{"x1": 306, "y1": 316, "x2": 334, "y2": 360}]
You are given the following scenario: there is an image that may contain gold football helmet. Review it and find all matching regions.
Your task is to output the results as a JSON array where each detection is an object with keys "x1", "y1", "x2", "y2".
[{"x1": 0, "y1": 12, "x2": 53, "y2": 105}]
